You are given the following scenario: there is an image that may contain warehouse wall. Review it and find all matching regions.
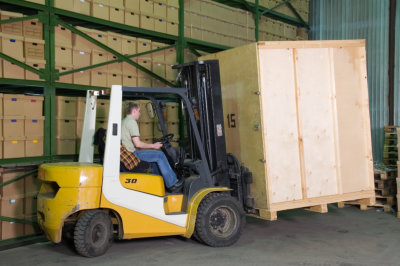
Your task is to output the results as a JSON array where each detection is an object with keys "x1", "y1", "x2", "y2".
[
  {"x1": 309, "y1": 0, "x2": 390, "y2": 163},
  {"x1": 394, "y1": 2, "x2": 400, "y2": 126}
]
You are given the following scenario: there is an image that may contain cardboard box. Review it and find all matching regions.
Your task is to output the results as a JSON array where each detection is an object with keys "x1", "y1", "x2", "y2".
[
  {"x1": 154, "y1": 17, "x2": 167, "y2": 33},
  {"x1": 88, "y1": 29, "x2": 108, "y2": 45},
  {"x1": 55, "y1": 43, "x2": 73, "y2": 65},
  {"x1": 152, "y1": 62, "x2": 166, "y2": 78},
  {"x1": 107, "y1": 72, "x2": 122, "y2": 87},
  {"x1": 24, "y1": 215, "x2": 41, "y2": 236},
  {"x1": 3, "y1": 94, "x2": 25, "y2": 116},
  {"x1": 154, "y1": 1, "x2": 167, "y2": 18},
  {"x1": 107, "y1": 33, "x2": 123, "y2": 53},
  {"x1": 166, "y1": 20, "x2": 178, "y2": 35},
  {"x1": 167, "y1": 0, "x2": 178, "y2": 8},
  {"x1": 23, "y1": 19, "x2": 43, "y2": 40},
  {"x1": 25, "y1": 59, "x2": 45, "y2": 81},
  {"x1": 91, "y1": 0, "x2": 110, "y2": 20},
  {"x1": 0, "y1": 11, "x2": 23, "y2": 36},
  {"x1": 25, "y1": 137, "x2": 43, "y2": 157},
  {"x1": 3, "y1": 60, "x2": 25, "y2": 79},
  {"x1": 73, "y1": 48, "x2": 91, "y2": 67},
  {"x1": 140, "y1": 0, "x2": 154, "y2": 14},
  {"x1": 97, "y1": 99, "x2": 110, "y2": 118},
  {"x1": 166, "y1": 5, "x2": 178, "y2": 22},
  {"x1": 122, "y1": 61, "x2": 138, "y2": 75},
  {"x1": 164, "y1": 47, "x2": 177, "y2": 64},
  {"x1": 109, "y1": 5, "x2": 125, "y2": 24},
  {"x1": 24, "y1": 95, "x2": 44, "y2": 117},
  {"x1": 73, "y1": 70, "x2": 91, "y2": 85},
  {"x1": 56, "y1": 96, "x2": 76, "y2": 118},
  {"x1": 107, "y1": 60, "x2": 123, "y2": 74},
  {"x1": 0, "y1": 172, "x2": 25, "y2": 199},
  {"x1": 55, "y1": 0, "x2": 74, "y2": 11},
  {"x1": 24, "y1": 116, "x2": 45, "y2": 137},
  {"x1": 3, "y1": 137, "x2": 25, "y2": 159},
  {"x1": 76, "y1": 97, "x2": 86, "y2": 118},
  {"x1": 166, "y1": 121, "x2": 179, "y2": 136},
  {"x1": 55, "y1": 64, "x2": 74, "y2": 83},
  {"x1": 1, "y1": 33, "x2": 24, "y2": 59},
  {"x1": 74, "y1": 0, "x2": 91, "y2": 15},
  {"x1": 91, "y1": 68, "x2": 108, "y2": 87},
  {"x1": 137, "y1": 76, "x2": 151, "y2": 87},
  {"x1": 92, "y1": 49, "x2": 109, "y2": 64},
  {"x1": 55, "y1": 25, "x2": 72, "y2": 46},
  {"x1": 56, "y1": 138, "x2": 77, "y2": 155},
  {"x1": 140, "y1": 14, "x2": 155, "y2": 31},
  {"x1": 137, "y1": 38, "x2": 152, "y2": 55},
  {"x1": 24, "y1": 38, "x2": 45, "y2": 60},
  {"x1": 124, "y1": 9, "x2": 140, "y2": 28},
  {"x1": 25, "y1": 0, "x2": 46, "y2": 4},
  {"x1": 122, "y1": 36, "x2": 137, "y2": 55},
  {"x1": 0, "y1": 220, "x2": 24, "y2": 240},
  {"x1": 137, "y1": 58, "x2": 151, "y2": 73},
  {"x1": 165, "y1": 64, "x2": 177, "y2": 80},
  {"x1": 166, "y1": 102, "x2": 179, "y2": 122},
  {"x1": 139, "y1": 121, "x2": 153, "y2": 136},
  {"x1": 56, "y1": 118, "x2": 77, "y2": 138},
  {"x1": 122, "y1": 74, "x2": 137, "y2": 86},
  {"x1": 73, "y1": 27, "x2": 95, "y2": 49},
  {"x1": 3, "y1": 116, "x2": 24, "y2": 138},
  {"x1": 124, "y1": 0, "x2": 140, "y2": 12}
]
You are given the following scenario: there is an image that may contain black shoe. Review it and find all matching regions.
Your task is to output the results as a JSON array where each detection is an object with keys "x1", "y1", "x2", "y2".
[{"x1": 168, "y1": 179, "x2": 184, "y2": 193}]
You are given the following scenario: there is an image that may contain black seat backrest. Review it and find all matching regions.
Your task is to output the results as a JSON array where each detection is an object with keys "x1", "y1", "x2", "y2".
[{"x1": 93, "y1": 128, "x2": 107, "y2": 164}]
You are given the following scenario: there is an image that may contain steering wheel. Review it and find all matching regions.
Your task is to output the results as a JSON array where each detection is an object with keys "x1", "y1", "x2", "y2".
[{"x1": 153, "y1": 133, "x2": 174, "y2": 144}]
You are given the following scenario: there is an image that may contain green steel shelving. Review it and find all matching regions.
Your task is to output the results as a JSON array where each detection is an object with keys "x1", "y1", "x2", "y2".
[{"x1": 0, "y1": 0, "x2": 307, "y2": 247}]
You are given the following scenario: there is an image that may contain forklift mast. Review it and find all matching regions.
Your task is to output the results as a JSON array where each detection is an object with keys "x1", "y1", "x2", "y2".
[{"x1": 176, "y1": 60, "x2": 229, "y2": 187}]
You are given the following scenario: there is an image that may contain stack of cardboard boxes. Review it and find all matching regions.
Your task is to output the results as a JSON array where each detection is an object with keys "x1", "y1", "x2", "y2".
[
  {"x1": 55, "y1": 96, "x2": 77, "y2": 155},
  {"x1": 53, "y1": 0, "x2": 179, "y2": 36},
  {"x1": 2, "y1": 94, "x2": 44, "y2": 159},
  {"x1": 0, "y1": 166, "x2": 41, "y2": 241},
  {"x1": 0, "y1": 10, "x2": 45, "y2": 80}
]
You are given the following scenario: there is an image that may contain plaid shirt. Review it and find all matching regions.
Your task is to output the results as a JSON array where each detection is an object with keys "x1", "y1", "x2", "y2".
[{"x1": 120, "y1": 144, "x2": 141, "y2": 170}]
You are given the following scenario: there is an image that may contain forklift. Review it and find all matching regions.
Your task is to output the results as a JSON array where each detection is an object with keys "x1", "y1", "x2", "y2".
[{"x1": 37, "y1": 61, "x2": 254, "y2": 257}]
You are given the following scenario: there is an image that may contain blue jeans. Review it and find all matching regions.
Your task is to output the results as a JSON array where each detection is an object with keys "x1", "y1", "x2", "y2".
[{"x1": 134, "y1": 150, "x2": 178, "y2": 188}]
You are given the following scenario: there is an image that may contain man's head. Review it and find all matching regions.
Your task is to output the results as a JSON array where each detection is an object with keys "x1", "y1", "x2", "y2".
[{"x1": 126, "y1": 102, "x2": 140, "y2": 120}]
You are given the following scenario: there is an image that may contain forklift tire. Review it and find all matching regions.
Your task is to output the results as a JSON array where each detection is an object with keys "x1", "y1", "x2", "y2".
[
  {"x1": 74, "y1": 210, "x2": 113, "y2": 257},
  {"x1": 194, "y1": 193, "x2": 245, "y2": 247}
]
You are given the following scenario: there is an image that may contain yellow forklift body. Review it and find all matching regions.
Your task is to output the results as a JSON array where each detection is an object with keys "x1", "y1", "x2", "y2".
[{"x1": 37, "y1": 163, "x2": 103, "y2": 243}]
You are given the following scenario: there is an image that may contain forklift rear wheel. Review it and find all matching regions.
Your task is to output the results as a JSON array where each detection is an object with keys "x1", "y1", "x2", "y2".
[
  {"x1": 195, "y1": 193, "x2": 245, "y2": 247},
  {"x1": 74, "y1": 210, "x2": 113, "y2": 257}
]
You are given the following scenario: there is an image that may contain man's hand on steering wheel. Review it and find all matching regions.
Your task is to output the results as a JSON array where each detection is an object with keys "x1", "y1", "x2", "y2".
[{"x1": 153, "y1": 133, "x2": 174, "y2": 145}]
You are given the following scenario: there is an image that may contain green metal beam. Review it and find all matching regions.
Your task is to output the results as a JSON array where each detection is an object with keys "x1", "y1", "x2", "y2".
[
  {"x1": 57, "y1": 19, "x2": 175, "y2": 87},
  {"x1": 185, "y1": 38, "x2": 230, "y2": 53},
  {"x1": 0, "y1": 0, "x2": 47, "y2": 10},
  {"x1": 58, "y1": 45, "x2": 175, "y2": 77},
  {"x1": 0, "y1": 216, "x2": 37, "y2": 225},
  {"x1": 0, "y1": 14, "x2": 39, "y2": 24},
  {"x1": 187, "y1": 46, "x2": 202, "y2": 57},
  {"x1": 0, "y1": 170, "x2": 37, "y2": 188},
  {"x1": 286, "y1": 1, "x2": 309, "y2": 29},
  {"x1": 0, "y1": 53, "x2": 43, "y2": 76}
]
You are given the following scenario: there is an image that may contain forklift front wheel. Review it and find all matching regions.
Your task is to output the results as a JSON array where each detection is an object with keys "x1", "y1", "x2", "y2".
[
  {"x1": 194, "y1": 193, "x2": 245, "y2": 247},
  {"x1": 74, "y1": 210, "x2": 113, "y2": 257}
]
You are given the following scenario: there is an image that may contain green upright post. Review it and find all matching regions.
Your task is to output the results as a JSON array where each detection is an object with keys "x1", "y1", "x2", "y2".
[
  {"x1": 254, "y1": 0, "x2": 260, "y2": 41},
  {"x1": 177, "y1": 0, "x2": 185, "y2": 65}
]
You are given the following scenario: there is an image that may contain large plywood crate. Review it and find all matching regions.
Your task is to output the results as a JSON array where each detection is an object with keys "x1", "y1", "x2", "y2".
[{"x1": 200, "y1": 40, "x2": 375, "y2": 220}]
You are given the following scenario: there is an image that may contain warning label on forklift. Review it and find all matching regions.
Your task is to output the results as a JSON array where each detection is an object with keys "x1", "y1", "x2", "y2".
[{"x1": 217, "y1": 124, "x2": 223, "y2": 137}]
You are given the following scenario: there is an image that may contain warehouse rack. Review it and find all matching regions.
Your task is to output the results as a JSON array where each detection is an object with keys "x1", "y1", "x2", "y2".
[{"x1": 0, "y1": 0, "x2": 308, "y2": 246}]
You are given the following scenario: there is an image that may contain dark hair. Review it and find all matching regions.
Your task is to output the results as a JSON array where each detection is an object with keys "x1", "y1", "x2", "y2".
[{"x1": 125, "y1": 102, "x2": 139, "y2": 115}]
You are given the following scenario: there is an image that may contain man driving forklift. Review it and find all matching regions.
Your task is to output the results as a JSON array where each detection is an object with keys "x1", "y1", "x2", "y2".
[{"x1": 121, "y1": 101, "x2": 184, "y2": 192}]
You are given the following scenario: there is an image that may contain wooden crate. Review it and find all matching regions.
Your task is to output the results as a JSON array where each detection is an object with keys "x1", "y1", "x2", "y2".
[{"x1": 200, "y1": 40, "x2": 375, "y2": 220}]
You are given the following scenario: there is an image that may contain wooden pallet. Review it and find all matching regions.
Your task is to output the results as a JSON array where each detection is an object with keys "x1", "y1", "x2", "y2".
[
  {"x1": 383, "y1": 126, "x2": 400, "y2": 166},
  {"x1": 339, "y1": 196, "x2": 394, "y2": 212},
  {"x1": 374, "y1": 168, "x2": 397, "y2": 180}
]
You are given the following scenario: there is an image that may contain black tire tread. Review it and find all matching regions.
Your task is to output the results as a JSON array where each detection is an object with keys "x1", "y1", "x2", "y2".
[
  {"x1": 194, "y1": 192, "x2": 245, "y2": 247},
  {"x1": 74, "y1": 210, "x2": 113, "y2": 257}
]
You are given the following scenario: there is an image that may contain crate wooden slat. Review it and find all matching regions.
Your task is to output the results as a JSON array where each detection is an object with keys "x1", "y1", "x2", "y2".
[{"x1": 200, "y1": 40, "x2": 375, "y2": 220}]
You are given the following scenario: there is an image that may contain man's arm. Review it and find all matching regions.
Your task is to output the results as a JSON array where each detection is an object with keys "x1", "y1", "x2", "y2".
[{"x1": 132, "y1": 136, "x2": 163, "y2": 149}]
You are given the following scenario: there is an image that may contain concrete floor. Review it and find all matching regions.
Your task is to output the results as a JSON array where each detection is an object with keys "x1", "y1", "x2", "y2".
[{"x1": 1, "y1": 205, "x2": 400, "y2": 266}]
